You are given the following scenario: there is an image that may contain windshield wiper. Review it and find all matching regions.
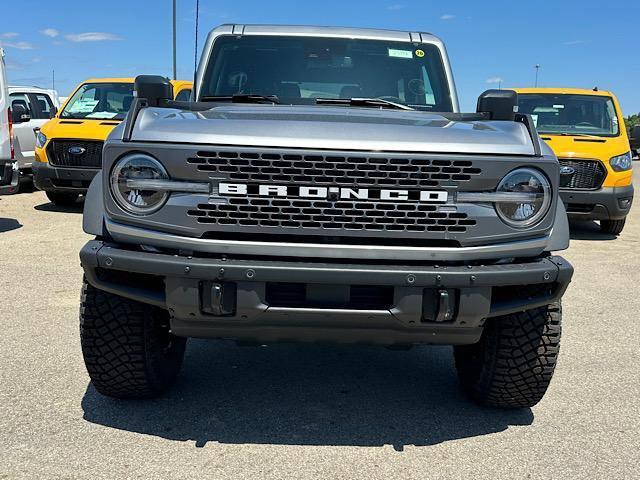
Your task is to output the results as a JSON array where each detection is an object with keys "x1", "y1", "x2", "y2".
[
  {"x1": 558, "y1": 132, "x2": 600, "y2": 137},
  {"x1": 199, "y1": 94, "x2": 280, "y2": 104},
  {"x1": 315, "y1": 97, "x2": 414, "y2": 111}
]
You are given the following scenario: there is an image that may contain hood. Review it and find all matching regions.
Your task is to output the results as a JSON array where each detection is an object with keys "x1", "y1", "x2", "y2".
[
  {"x1": 129, "y1": 105, "x2": 537, "y2": 156},
  {"x1": 41, "y1": 117, "x2": 122, "y2": 141},
  {"x1": 539, "y1": 134, "x2": 629, "y2": 160}
]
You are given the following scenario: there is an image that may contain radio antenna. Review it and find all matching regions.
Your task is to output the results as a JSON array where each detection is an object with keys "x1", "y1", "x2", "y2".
[{"x1": 192, "y1": 0, "x2": 200, "y2": 99}]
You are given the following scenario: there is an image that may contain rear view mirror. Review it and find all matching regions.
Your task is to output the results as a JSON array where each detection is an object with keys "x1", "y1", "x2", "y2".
[
  {"x1": 11, "y1": 104, "x2": 31, "y2": 124},
  {"x1": 134, "y1": 75, "x2": 174, "y2": 107},
  {"x1": 477, "y1": 89, "x2": 518, "y2": 121}
]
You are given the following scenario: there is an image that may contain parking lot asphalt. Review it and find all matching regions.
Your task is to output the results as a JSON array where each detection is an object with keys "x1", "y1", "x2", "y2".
[{"x1": 1, "y1": 170, "x2": 639, "y2": 480}]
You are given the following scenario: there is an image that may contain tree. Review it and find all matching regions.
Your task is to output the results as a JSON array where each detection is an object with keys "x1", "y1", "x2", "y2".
[{"x1": 626, "y1": 113, "x2": 640, "y2": 130}]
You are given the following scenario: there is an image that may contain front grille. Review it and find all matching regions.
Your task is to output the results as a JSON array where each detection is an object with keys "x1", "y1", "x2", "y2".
[
  {"x1": 187, "y1": 150, "x2": 482, "y2": 188},
  {"x1": 188, "y1": 198, "x2": 477, "y2": 234},
  {"x1": 47, "y1": 140, "x2": 103, "y2": 168},
  {"x1": 559, "y1": 159, "x2": 606, "y2": 190}
]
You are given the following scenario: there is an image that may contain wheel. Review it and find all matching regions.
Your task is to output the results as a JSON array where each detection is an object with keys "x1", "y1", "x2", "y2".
[
  {"x1": 46, "y1": 191, "x2": 79, "y2": 206},
  {"x1": 600, "y1": 218, "x2": 626, "y2": 235},
  {"x1": 454, "y1": 302, "x2": 562, "y2": 408},
  {"x1": 80, "y1": 280, "x2": 186, "y2": 399}
]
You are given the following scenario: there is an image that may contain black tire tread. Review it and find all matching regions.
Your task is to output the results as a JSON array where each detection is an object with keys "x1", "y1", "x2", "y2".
[
  {"x1": 79, "y1": 280, "x2": 186, "y2": 399},
  {"x1": 454, "y1": 303, "x2": 562, "y2": 408},
  {"x1": 600, "y1": 218, "x2": 626, "y2": 235},
  {"x1": 46, "y1": 191, "x2": 79, "y2": 206}
]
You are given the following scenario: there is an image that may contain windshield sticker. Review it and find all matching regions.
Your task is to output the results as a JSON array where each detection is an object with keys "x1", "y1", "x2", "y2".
[
  {"x1": 531, "y1": 114, "x2": 539, "y2": 127},
  {"x1": 415, "y1": 49, "x2": 425, "y2": 58},
  {"x1": 388, "y1": 49, "x2": 413, "y2": 59},
  {"x1": 553, "y1": 104, "x2": 565, "y2": 109},
  {"x1": 69, "y1": 99, "x2": 99, "y2": 113},
  {"x1": 86, "y1": 112, "x2": 118, "y2": 119}
]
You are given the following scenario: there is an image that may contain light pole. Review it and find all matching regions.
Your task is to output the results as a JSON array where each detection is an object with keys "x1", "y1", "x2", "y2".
[
  {"x1": 172, "y1": 0, "x2": 177, "y2": 80},
  {"x1": 534, "y1": 64, "x2": 540, "y2": 87}
]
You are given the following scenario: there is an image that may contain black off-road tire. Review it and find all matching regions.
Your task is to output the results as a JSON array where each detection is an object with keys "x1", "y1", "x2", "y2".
[
  {"x1": 600, "y1": 218, "x2": 626, "y2": 235},
  {"x1": 46, "y1": 190, "x2": 79, "y2": 206},
  {"x1": 80, "y1": 280, "x2": 187, "y2": 399},
  {"x1": 454, "y1": 302, "x2": 562, "y2": 408}
]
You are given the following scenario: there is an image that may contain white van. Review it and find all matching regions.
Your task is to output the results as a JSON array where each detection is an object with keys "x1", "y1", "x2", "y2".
[
  {"x1": 0, "y1": 47, "x2": 19, "y2": 195},
  {"x1": 8, "y1": 85, "x2": 59, "y2": 181}
]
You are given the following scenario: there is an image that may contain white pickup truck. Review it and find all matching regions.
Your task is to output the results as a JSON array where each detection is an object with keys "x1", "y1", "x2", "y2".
[
  {"x1": 0, "y1": 48, "x2": 19, "y2": 195},
  {"x1": 8, "y1": 85, "x2": 60, "y2": 184}
]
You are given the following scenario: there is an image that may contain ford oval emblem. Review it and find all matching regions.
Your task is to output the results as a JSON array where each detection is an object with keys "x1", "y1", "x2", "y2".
[
  {"x1": 68, "y1": 146, "x2": 86, "y2": 155},
  {"x1": 560, "y1": 166, "x2": 575, "y2": 176}
]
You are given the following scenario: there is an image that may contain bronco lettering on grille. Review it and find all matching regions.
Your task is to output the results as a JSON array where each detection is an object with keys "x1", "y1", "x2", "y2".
[{"x1": 217, "y1": 183, "x2": 449, "y2": 203}]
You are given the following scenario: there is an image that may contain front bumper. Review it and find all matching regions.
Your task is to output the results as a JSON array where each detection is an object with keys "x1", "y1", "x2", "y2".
[
  {"x1": 33, "y1": 161, "x2": 98, "y2": 193},
  {"x1": 561, "y1": 185, "x2": 634, "y2": 221},
  {"x1": 0, "y1": 161, "x2": 19, "y2": 195},
  {"x1": 80, "y1": 240, "x2": 573, "y2": 346}
]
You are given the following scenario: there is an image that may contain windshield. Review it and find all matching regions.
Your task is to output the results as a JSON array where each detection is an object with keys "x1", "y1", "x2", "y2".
[
  {"x1": 61, "y1": 82, "x2": 134, "y2": 120},
  {"x1": 200, "y1": 35, "x2": 454, "y2": 111},
  {"x1": 518, "y1": 93, "x2": 620, "y2": 136}
]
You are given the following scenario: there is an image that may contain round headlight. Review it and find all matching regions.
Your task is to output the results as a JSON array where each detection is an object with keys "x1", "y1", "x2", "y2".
[
  {"x1": 110, "y1": 154, "x2": 169, "y2": 215},
  {"x1": 495, "y1": 168, "x2": 551, "y2": 228}
]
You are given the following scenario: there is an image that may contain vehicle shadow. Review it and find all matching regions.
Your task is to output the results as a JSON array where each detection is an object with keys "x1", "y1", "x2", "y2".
[
  {"x1": 0, "y1": 218, "x2": 22, "y2": 233},
  {"x1": 81, "y1": 341, "x2": 533, "y2": 449},
  {"x1": 34, "y1": 199, "x2": 84, "y2": 214},
  {"x1": 569, "y1": 220, "x2": 617, "y2": 241}
]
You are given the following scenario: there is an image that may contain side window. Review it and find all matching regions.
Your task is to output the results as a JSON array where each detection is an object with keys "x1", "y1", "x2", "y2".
[
  {"x1": 175, "y1": 89, "x2": 192, "y2": 101},
  {"x1": 9, "y1": 92, "x2": 33, "y2": 118},
  {"x1": 30, "y1": 93, "x2": 55, "y2": 119}
]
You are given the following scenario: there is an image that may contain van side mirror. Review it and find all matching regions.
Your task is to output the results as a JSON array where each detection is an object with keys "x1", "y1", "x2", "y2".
[
  {"x1": 11, "y1": 104, "x2": 31, "y2": 124},
  {"x1": 134, "y1": 75, "x2": 174, "y2": 107},
  {"x1": 477, "y1": 89, "x2": 518, "y2": 121}
]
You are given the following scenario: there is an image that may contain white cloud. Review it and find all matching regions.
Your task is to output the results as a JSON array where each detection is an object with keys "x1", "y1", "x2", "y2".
[
  {"x1": 40, "y1": 28, "x2": 59, "y2": 38},
  {"x1": 440, "y1": 14, "x2": 456, "y2": 20},
  {"x1": 64, "y1": 32, "x2": 122, "y2": 42},
  {"x1": 387, "y1": 4, "x2": 405, "y2": 10},
  {"x1": 1, "y1": 32, "x2": 19, "y2": 39},
  {"x1": 563, "y1": 40, "x2": 584, "y2": 46},
  {"x1": 486, "y1": 77, "x2": 504, "y2": 84},
  {"x1": 3, "y1": 41, "x2": 34, "y2": 50}
]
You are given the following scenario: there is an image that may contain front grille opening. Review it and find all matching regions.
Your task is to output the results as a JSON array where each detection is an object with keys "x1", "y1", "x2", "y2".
[
  {"x1": 559, "y1": 159, "x2": 606, "y2": 190},
  {"x1": 50, "y1": 179, "x2": 93, "y2": 189},
  {"x1": 266, "y1": 283, "x2": 394, "y2": 310},
  {"x1": 191, "y1": 199, "x2": 476, "y2": 235},
  {"x1": 566, "y1": 203, "x2": 595, "y2": 213},
  {"x1": 187, "y1": 150, "x2": 482, "y2": 188},
  {"x1": 47, "y1": 140, "x2": 104, "y2": 168}
]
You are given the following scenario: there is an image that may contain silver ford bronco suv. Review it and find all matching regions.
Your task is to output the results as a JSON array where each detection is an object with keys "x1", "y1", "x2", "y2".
[{"x1": 79, "y1": 25, "x2": 573, "y2": 408}]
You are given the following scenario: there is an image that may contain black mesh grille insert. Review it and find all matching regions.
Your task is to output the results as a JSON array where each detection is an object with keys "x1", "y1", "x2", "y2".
[
  {"x1": 187, "y1": 151, "x2": 482, "y2": 188},
  {"x1": 189, "y1": 198, "x2": 476, "y2": 234},
  {"x1": 47, "y1": 140, "x2": 103, "y2": 168},
  {"x1": 559, "y1": 159, "x2": 606, "y2": 190}
]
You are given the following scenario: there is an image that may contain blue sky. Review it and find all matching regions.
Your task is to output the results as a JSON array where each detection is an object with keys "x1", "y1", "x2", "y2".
[{"x1": 2, "y1": 0, "x2": 639, "y2": 114}]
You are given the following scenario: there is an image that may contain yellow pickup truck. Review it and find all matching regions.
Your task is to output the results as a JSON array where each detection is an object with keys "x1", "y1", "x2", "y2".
[
  {"x1": 33, "y1": 77, "x2": 192, "y2": 205},
  {"x1": 515, "y1": 88, "x2": 633, "y2": 235}
]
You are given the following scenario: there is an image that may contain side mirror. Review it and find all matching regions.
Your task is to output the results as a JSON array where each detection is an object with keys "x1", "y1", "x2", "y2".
[
  {"x1": 630, "y1": 125, "x2": 640, "y2": 141},
  {"x1": 134, "y1": 75, "x2": 174, "y2": 107},
  {"x1": 477, "y1": 89, "x2": 518, "y2": 121},
  {"x1": 11, "y1": 104, "x2": 31, "y2": 124}
]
